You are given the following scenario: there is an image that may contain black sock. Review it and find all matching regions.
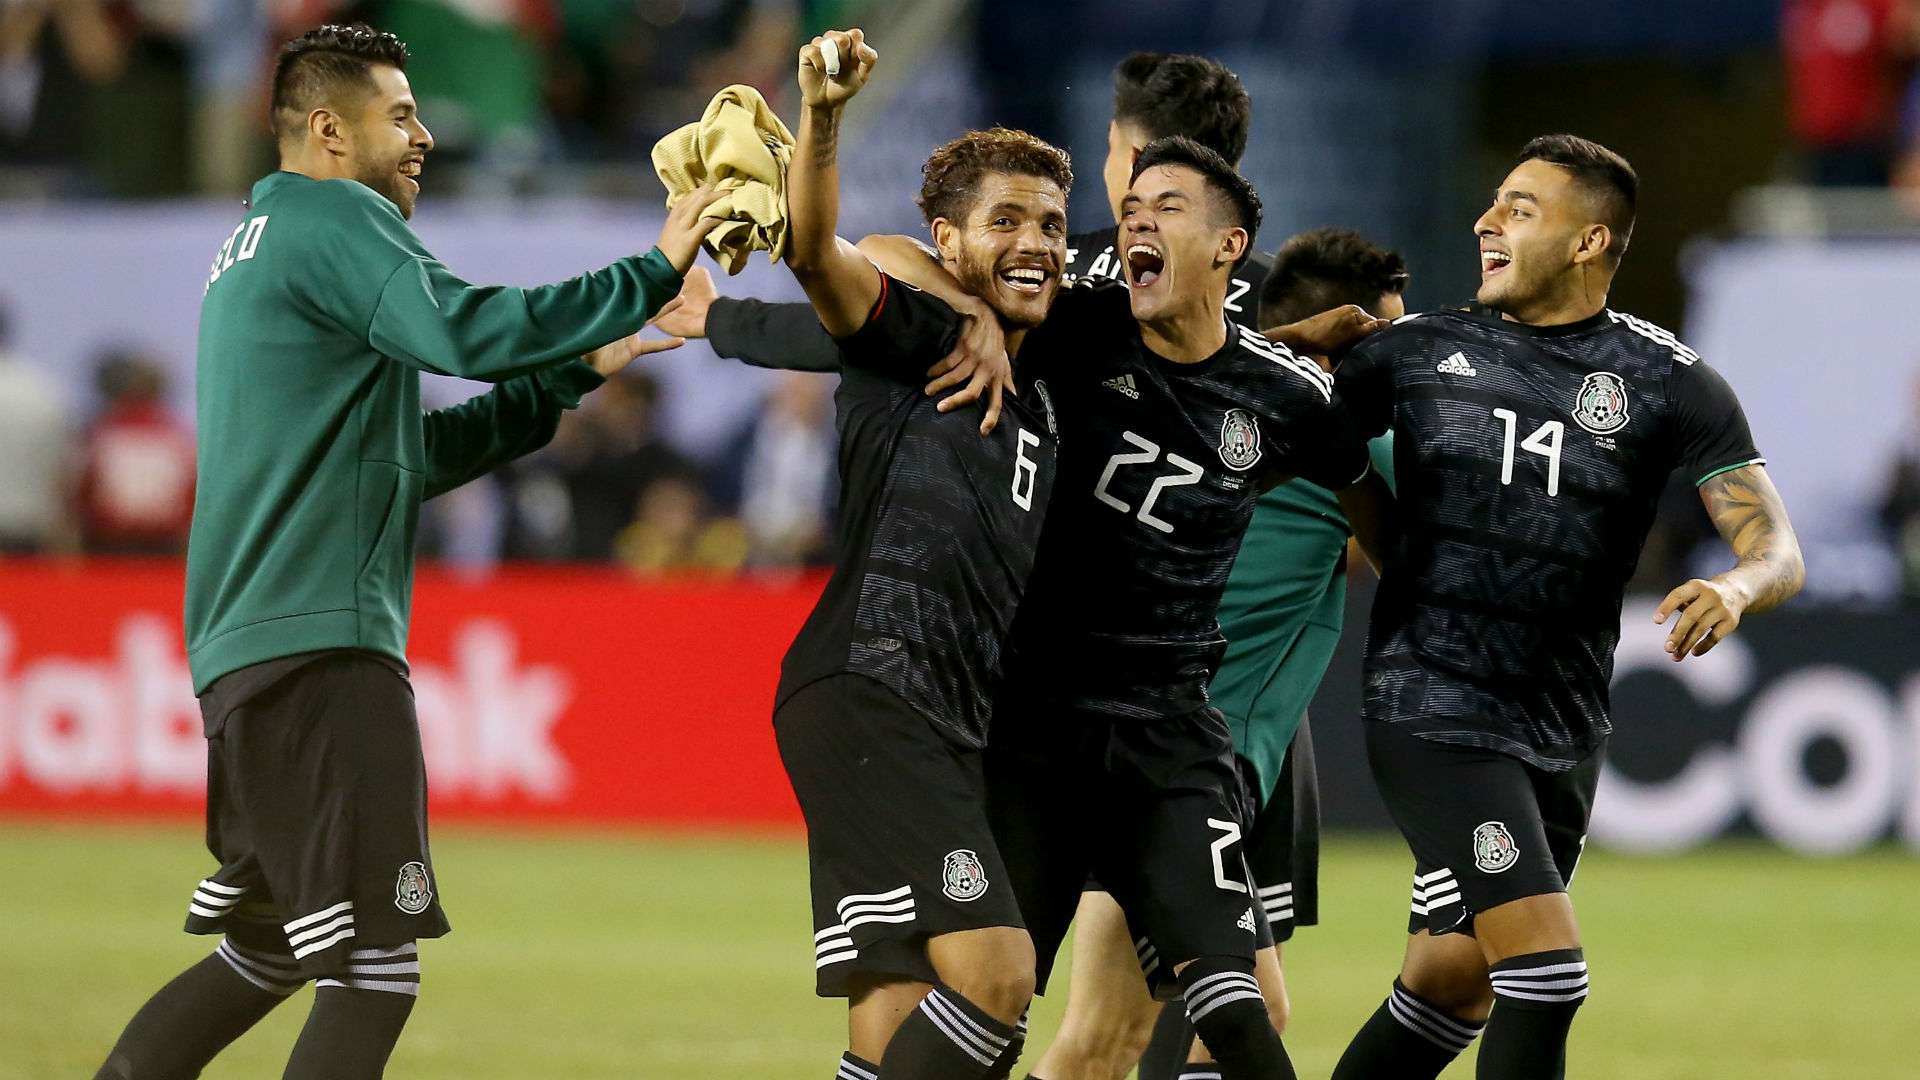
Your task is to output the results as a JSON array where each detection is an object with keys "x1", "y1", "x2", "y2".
[
  {"x1": 877, "y1": 986, "x2": 1018, "y2": 1079},
  {"x1": 838, "y1": 1051, "x2": 880, "y2": 1080},
  {"x1": 95, "y1": 941, "x2": 297, "y2": 1080},
  {"x1": 1478, "y1": 949, "x2": 1587, "y2": 1080},
  {"x1": 980, "y1": 1009, "x2": 1028, "y2": 1080},
  {"x1": 282, "y1": 984, "x2": 416, "y2": 1080},
  {"x1": 1139, "y1": 1005, "x2": 1194, "y2": 1080},
  {"x1": 1332, "y1": 979, "x2": 1486, "y2": 1080},
  {"x1": 1177, "y1": 957, "x2": 1293, "y2": 1080}
]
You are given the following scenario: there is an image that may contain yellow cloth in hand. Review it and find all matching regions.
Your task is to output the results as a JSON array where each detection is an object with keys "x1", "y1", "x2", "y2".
[{"x1": 652, "y1": 84, "x2": 795, "y2": 275}]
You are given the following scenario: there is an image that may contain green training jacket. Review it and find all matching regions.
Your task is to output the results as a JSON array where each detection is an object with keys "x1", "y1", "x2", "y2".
[{"x1": 185, "y1": 171, "x2": 682, "y2": 692}]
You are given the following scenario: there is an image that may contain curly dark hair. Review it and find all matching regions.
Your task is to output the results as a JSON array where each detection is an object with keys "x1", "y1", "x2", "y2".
[
  {"x1": 271, "y1": 24, "x2": 410, "y2": 142},
  {"x1": 1259, "y1": 228, "x2": 1409, "y2": 327},
  {"x1": 916, "y1": 127, "x2": 1073, "y2": 226},
  {"x1": 1112, "y1": 52, "x2": 1252, "y2": 165}
]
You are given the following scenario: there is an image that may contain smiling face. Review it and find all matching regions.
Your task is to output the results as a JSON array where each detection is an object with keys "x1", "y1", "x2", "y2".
[
  {"x1": 1120, "y1": 163, "x2": 1246, "y2": 324},
  {"x1": 342, "y1": 64, "x2": 433, "y2": 218},
  {"x1": 1474, "y1": 158, "x2": 1613, "y2": 319},
  {"x1": 932, "y1": 172, "x2": 1068, "y2": 329}
]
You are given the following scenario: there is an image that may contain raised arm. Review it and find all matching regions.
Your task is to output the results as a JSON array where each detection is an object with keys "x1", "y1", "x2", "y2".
[
  {"x1": 1654, "y1": 464, "x2": 1805, "y2": 660},
  {"x1": 787, "y1": 28, "x2": 883, "y2": 337}
]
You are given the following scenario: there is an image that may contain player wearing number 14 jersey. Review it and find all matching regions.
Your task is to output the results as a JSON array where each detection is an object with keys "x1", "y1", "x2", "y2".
[{"x1": 1328, "y1": 135, "x2": 1805, "y2": 1080}]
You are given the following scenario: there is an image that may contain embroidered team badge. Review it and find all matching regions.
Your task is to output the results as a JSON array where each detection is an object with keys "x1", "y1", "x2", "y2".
[
  {"x1": 1572, "y1": 371, "x2": 1630, "y2": 435},
  {"x1": 941, "y1": 849, "x2": 989, "y2": 902},
  {"x1": 1218, "y1": 409, "x2": 1262, "y2": 471},
  {"x1": 394, "y1": 861, "x2": 434, "y2": 914},
  {"x1": 1472, "y1": 822, "x2": 1520, "y2": 874}
]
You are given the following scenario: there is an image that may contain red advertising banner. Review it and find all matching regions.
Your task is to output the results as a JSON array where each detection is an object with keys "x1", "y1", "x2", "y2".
[{"x1": 0, "y1": 559, "x2": 824, "y2": 826}]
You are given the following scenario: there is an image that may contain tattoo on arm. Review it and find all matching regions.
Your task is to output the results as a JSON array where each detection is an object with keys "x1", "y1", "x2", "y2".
[
  {"x1": 1699, "y1": 464, "x2": 1805, "y2": 613},
  {"x1": 808, "y1": 108, "x2": 840, "y2": 166}
]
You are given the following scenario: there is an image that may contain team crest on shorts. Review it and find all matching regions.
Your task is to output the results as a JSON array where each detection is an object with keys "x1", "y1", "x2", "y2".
[
  {"x1": 941, "y1": 849, "x2": 989, "y2": 902},
  {"x1": 394, "y1": 861, "x2": 434, "y2": 914},
  {"x1": 1218, "y1": 409, "x2": 1262, "y2": 471},
  {"x1": 1572, "y1": 371, "x2": 1630, "y2": 435},
  {"x1": 1472, "y1": 822, "x2": 1520, "y2": 874}
]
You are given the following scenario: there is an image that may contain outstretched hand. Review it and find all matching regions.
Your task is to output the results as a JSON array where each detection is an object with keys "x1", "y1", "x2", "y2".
[
  {"x1": 798, "y1": 28, "x2": 879, "y2": 110},
  {"x1": 1653, "y1": 577, "x2": 1746, "y2": 661},
  {"x1": 1264, "y1": 304, "x2": 1391, "y2": 358},
  {"x1": 657, "y1": 183, "x2": 727, "y2": 274},
  {"x1": 651, "y1": 266, "x2": 718, "y2": 339},
  {"x1": 583, "y1": 332, "x2": 686, "y2": 378},
  {"x1": 924, "y1": 303, "x2": 1013, "y2": 435}
]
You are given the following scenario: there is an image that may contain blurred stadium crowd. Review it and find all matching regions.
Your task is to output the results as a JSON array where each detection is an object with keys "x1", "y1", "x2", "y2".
[{"x1": 4, "y1": 0, "x2": 1920, "y2": 591}]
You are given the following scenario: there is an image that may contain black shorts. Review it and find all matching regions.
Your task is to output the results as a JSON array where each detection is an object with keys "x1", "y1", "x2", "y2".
[
  {"x1": 776, "y1": 674, "x2": 1024, "y2": 998},
  {"x1": 1240, "y1": 716, "x2": 1321, "y2": 944},
  {"x1": 1365, "y1": 722, "x2": 1601, "y2": 937},
  {"x1": 185, "y1": 650, "x2": 450, "y2": 980},
  {"x1": 989, "y1": 704, "x2": 1263, "y2": 1001}
]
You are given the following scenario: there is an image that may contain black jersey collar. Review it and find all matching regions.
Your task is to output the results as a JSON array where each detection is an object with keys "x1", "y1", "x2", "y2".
[
  {"x1": 1144, "y1": 314, "x2": 1237, "y2": 377},
  {"x1": 1456, "y1": 302, "x2": 1611, "y2": 338}
]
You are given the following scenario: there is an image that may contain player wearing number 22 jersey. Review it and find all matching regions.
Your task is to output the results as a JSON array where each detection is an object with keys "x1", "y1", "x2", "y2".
[{"x1": 978, "y1": 138, "x2": 1370, "y2": 1080}]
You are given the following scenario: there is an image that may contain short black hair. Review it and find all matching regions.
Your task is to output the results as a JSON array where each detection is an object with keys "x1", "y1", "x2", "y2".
[
  {"x1": 1112, "y1": 52, "x2": 1252, "y2": 165},
  {"x1": 1515, "y1": 133, "x2": 1638, "y2": 265},
  {"x1": 271, "y1": 24, "x2": 410, "y2": 142},
  {"x1": 1130, "y1": 136, "x2": 1262, "y2": 260},
  {"x1": 918, "y1": 127, "x2": 1074, "y2": 225},
  {"x1": 1259, "y1": 228, "x2": 1409, "y2": 327}
]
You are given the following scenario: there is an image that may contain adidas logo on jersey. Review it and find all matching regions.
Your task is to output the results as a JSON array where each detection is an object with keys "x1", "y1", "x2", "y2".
[
  {"x1": 1103, "y1": 373, "x2": 1140, "y2": 399},
  {"x1": 1437, "y1": 352, "x2": 1478, "y2": 377},
  {"x1": 1237, "y1": 908, "x2": 1256, "y2": 933}
]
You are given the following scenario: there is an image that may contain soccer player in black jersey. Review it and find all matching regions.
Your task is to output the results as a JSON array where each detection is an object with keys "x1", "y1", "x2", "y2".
[
  {"x1": 1066, "y1": 52, "x2": 1269, "y2": 321},
  {"x1": 761, "y1": 29, "x2": 1078, "y2": 1080},
  {"x1": 911, "y1": 139, "x2": 1372, "y2": 1080},
  {"x1": 1328, "y1": 135, "x2": 1805, "y2": 1080}
]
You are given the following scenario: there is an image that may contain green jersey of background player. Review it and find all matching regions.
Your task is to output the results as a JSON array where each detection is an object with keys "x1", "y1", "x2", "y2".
[{"x1": 97, "y1": 23, "x2": 720, "y2": 1080}]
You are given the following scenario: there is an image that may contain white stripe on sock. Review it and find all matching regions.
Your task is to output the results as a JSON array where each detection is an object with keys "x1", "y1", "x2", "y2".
[{"x1": 916, "y1": 997, "x2": 997, "y2": 1067}]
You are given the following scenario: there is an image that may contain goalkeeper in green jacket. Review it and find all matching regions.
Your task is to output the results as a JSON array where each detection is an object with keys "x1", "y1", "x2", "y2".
[{"x1": 96, "y1": 23, "x2": 718, "y2": 1080}]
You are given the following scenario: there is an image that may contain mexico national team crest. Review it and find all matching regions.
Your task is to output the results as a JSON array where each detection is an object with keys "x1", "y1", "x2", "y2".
[
  {"x1": 1033, "y1": 378, "x2": 1058, "y2": 435},
  {"x1": 1472, "y1": 822, "x2": 1520, "y2": 874},
  {"x1": 1572, "y1": 371, "x2": 1630, "y2": 435},
  {"x1": 394, "y1": 861, "x2": 434, "y2": 914},
  {"x1": 942, "y1": 849, "x2": 989, "y2": 902},
  {"x1": 1218, "y1": 409, "x2": 1262, "y2": 471}
]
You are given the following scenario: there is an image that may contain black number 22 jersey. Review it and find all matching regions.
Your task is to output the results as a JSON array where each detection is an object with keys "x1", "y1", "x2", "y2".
[
  {"x1": 1003, "y1": 283, "x2": 1369, "y2": 720},
  {"x1": 1337, "y1": 306, "x2": 1763, "y2": 770}
]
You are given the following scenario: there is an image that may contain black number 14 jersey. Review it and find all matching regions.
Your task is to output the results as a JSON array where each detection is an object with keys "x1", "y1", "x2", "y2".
[{"x1": 1336, "y1": 306, "x2": 1763, "y2": 770}]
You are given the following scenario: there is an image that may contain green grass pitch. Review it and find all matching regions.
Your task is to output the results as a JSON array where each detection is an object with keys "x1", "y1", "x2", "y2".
[{"x1": 1, "y1": 823, "x2": 1911, "y2": 1078}]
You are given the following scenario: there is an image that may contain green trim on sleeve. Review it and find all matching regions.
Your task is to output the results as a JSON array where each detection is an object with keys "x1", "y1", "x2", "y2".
[{"x1": 1695, "y1": 457, "x2": 1766, "y2": 487}]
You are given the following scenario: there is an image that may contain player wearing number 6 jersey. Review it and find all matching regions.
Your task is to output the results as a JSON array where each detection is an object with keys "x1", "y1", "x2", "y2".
[
  {"x1": 1328, "y1": 135, "x2": 1805, "y2": 1080},
  {"x1": 761, "y1": 28, "x2": 1078, "y2": 1080}
]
